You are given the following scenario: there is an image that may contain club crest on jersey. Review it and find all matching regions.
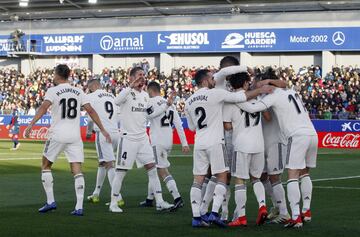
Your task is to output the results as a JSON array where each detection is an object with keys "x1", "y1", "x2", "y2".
[{"x1": 131, "y1": 92, "x2": 136, "y2": 100}]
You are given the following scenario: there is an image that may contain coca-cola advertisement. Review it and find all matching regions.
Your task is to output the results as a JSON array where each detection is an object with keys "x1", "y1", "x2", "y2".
[{"x1": 318, "y1": 132, "x2": 360, "y2": 149}]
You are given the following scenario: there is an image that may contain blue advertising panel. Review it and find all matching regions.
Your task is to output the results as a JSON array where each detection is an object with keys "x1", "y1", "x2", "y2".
[
  {"x1": 0, "y1": 26, "x2": 359, "y2": 55},
  {"x1": 0, "y1": 115, "x2": 88, "y2": 126}
]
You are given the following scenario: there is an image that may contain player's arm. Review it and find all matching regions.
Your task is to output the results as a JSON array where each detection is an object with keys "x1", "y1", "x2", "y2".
[
  {"x1": 185, "y1": 109, "x2": 196, "y2": 132},
  {"x1": 237, "y1": 93, "x2": 276, "y2": 113},
  {"x1": 115, "y1": 87, "x2": 131, "y2": 105},
  {"x1": 262, "y1": 110, "x2": 272, "y2": 122},
  {"x1": 214, "y1": 65, "x2": 248, "y2": 88},
  {"x1": 222, "y1": 103, "x2": 233, "y2": 131},
  {"x1": 146, "y1": 92, "x2": 176, "y2": 118},
  {"x1": 24, "y1": 100, "x2": 51, "y2": 138},
  {"x1": 83, "y1": 103, "x2": 112, "y2": 143},
  {"x1": 172, "y1": 108, "x2": 190, "y2": 153},
  {"x1": 222, "y1": 85, "x2": 274, "y2": 103},
  {"x1": 256, "y1": 79, "x2": 287, "y2": 88}
]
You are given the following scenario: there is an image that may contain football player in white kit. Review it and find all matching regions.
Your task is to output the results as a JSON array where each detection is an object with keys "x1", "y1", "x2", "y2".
[
  {"x1": 199, "y1": 57, "x2": 248, "y2": 222},
  {"x1": 86, "y1": 79, "x2": 122, "y2": 205},
  {"x1": 139, "y1": 81, "x2": 190, "y2": 210},
  {"x1": 109, "y1": 67, "x2": 174, "y2": 213},
  {"x1": 24, "y1": 64, "x2": 111, "y2": 216},
  {"x1": 223, "y1": 72, "x2": 268, "y2": 227},
  {"x1": 235, "y1": 69, "x2": 318, "y2": 228},
  {"x1": 185, "y1": 69, "x2": 274, "y2": 227}
]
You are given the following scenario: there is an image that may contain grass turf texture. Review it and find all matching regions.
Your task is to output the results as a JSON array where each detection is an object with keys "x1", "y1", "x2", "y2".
[{"x1": 0, "y1": 140, "x2": 359, "y2": 237}]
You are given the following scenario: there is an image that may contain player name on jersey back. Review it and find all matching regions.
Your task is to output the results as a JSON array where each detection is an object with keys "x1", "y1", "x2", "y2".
[{"x1": 45, "y1": 83, "x2": 89, "y2": 143}]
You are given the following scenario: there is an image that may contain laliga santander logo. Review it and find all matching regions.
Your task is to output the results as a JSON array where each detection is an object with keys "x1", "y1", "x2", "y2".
[
  {"x1": 322, "y1": 133, "x2": 360, "y2": 148},
  {"x1": 24, "y1": 127, "x2": 49, "y2": 140}
]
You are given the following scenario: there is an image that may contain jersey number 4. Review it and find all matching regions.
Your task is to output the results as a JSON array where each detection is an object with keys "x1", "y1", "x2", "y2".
[{"x1": 59, "y1": 98, "x2": 77, "y2": 119}]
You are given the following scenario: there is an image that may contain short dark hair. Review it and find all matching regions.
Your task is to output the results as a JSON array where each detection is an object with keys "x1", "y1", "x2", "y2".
[
  {"x1": 87, "y1": 79, "x2": 101, "y2": 87},
  {"x1": 55, "y1": 64, "x2": 70, "y2": 80},
  {"x1": 129, "y1": 67, "x2": 144, "y2": 77},
  {"x1": 147, "y1": 81, "x2": 161, "y2": 93},
  {"x1": 228, "y1": 72, "x2": 250, "y2": 89},
  {"x1": 194, "y1": 69, "x2": 210, "y2": 86},
  {"x1": 220, "y1": 56, "x2": 239, "y2": 68}
]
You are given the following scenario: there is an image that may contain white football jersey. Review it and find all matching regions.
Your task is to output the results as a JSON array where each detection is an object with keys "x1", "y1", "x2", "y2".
[
  {"x1": 148, "y1": 96, "x2": 188, "y2": 149},
  {"x1": 44, "y1": 83, "x2": 89, "y2": 143},
  {"x1": 86, "y1": 89, "x2": 118, "y2": 133},
  {"x1": 239, "y1": 88, "x2": 317, "y2": 138},
  {"x1": 223, "y1": 97, "x2": 264, "y2": 153},
  {"x1": 262, "y1": 108, "x2": 287, "y2": 147},
  {"x1": 115, "y1": 88, "x2": 150, "y2": 141},
  {"x1": 185, "y1": 87, "x2": 247, "y2": 150}
]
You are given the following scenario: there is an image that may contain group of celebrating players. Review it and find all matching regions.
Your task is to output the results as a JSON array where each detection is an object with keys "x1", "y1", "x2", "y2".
[{"x1": 24, "y1": 55, "x2": 317, "y2": 229}]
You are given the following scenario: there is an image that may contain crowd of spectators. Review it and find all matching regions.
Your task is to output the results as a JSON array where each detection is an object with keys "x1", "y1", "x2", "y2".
[{"x1": 0, "y1": 62, "x2": 359, "y2": 120}]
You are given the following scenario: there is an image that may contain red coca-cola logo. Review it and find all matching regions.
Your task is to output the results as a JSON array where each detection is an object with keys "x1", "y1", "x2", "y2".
[
  {"x1": 322, "y1": 133, "x2": 360, "y2": 148},
  {"x1": 23, "y1": 127, "x2": 49, "y2": 139}
]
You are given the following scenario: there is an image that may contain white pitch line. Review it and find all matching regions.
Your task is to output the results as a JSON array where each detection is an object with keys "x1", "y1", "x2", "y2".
[
  {"x1": 314, "y1": 186, "x2": 360, "y2": 190},
  {"x1": 312, "y1": 175, "x2": 360, "y2": 182}
]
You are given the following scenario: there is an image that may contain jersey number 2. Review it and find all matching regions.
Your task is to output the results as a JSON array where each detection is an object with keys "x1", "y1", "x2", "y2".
[
  {"x1": 59, "y1": 98, "x2": 77, "y2": 119},
  {"x1": 195, "y1": 107, "x2": 207, "y2": 129}
]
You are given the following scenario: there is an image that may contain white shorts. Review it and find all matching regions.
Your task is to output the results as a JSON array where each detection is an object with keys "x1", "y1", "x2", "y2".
[
  {"x1": 193, "y1": 144, "x2": 229, "y2": 176},
  {"x1": 231, "y1": 151, "x2": 265, "y2": 179},
  {"x1": 116, "y1": 137, "x2": 155, "y2": 170},
  {"x1": 95, "y1": 131, "x2": 119, "y2": 163},
  {"x1": 43, "y1": 138, "x2": 84, "y2": 163},
  {"x1": 265, "y1": 143, "x2": 287, "y2": 175},
  {"x1": 286, "y1": 135, "x2": 318, "y2": 170},
  {"x1": 152, "y1": 145, "x2": 171, "y2": 169}
]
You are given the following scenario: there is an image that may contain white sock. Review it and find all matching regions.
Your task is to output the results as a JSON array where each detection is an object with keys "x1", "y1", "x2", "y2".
[
  {"x1": 111, "y1": 169, "x2": 126, "y2": 205},
  {"x1": 74, "y1": 173, "x2": 85, "y2": 210},
  {"x1": 287, "y1": 179, "x2": 301, "y2": 220},
  {"x1": 41, "y1": 170, "x2": 55, "y2": 204},
  {"x1": 221, "y1": 185, "x2": 231, "y2": 219},
  {"x1": 263, "y1": 179, "x2": 276, "y2": 207},
  {"x1": 190, "y1": 182, "x2": 202, "y2": 217},
  {"x1": 147, "y1": 179, "x2": 154, "y2": 200},
  {"x1": 300, "y1": 175, "x2": 313, "y2": 212},
  {"x1": 147, "y1": 167, "x2": 164, "y2": 204},
  {"x1": 253, "y1": 179, "x2": 266, "y2": 208},
  {"x1": 201, "y1": 177, "x2": 209, "y2": 198},
  {"x1": 107, "y1": 167, "x2": 115, "y2": 189},
  {"x1": 93, "y1": 167, "x2": 106, "y2": 196},
  {"x1": 164, "y1": 175, "x2": 181, "y2": 200},
  {"x1": 234, "y1": 184, "x2": 247, "y2": 217},
  {"x1": 211, "y1": 182, "x2": 227, "y2": 213},
  {"x1": 272, "y1": 181, "x2": 289, "y2": 216},
  {"x1": 200, "y1": 176, "x2": 217, "y2": 215}
]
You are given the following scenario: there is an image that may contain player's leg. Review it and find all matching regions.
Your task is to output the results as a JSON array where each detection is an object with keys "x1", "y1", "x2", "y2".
[
  {"x1": 284, "y1": 136, "x2": 307, "y2": 228},
  {"x1": 201, "y1": 168, "x2": 212, "y2": 198},
  {"x1": 88, "y1": 162, "x2": 106, "y2": 203},
  {"x1": 207, "y1": 144, "x2": 229, "y2": 227},
  {"x1": 228, "y1": 177, "x2": 247, "y2": 227},
  {"x1": 70, "y1": 162, "x2": 85, "y2": 216},
  {"x1": 250, "y1": 153, "x2": 268, "y2": 226},
  {"x1": 139, "y1": 140, "x2": 173, "y2": 211},
  {"x1": 268, "y1": 174, "x2": 290, "y2": 224},
  {"x1": 110, "y1": 137, "x2": 134, "y2": 213},
  {"x1": 261, "y1": 172, "x2": 278, "y2": 217},
  {"x1": 200, "y1": 175, "x2": 217, "y2": 216},
  {"x1": 300, "y1": 135, "x2": 318, "y2": 222},
  {"x1": 38, "y1": 139, "x2": 62, "y2": 213},
  {"x1": 66, "y1": 141, "x2": 85, "y2": 216},
  {"x1": 11, "y1": 134, "x2": 20, "y2": 150},
  {"x1": 191, "y1": 149, "x2": 209, "y2": 227},
  {"x1": 158, "y1": 168, "x2": 184, "y2": 210},
  {"x1": 221, "y1": 145, "x2": 233, "y2": 222}
]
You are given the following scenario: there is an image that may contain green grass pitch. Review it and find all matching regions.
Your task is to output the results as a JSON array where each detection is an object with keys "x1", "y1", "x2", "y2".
[{"x1": 0, "y1": 140, "x2": 359, "y2": 237}]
